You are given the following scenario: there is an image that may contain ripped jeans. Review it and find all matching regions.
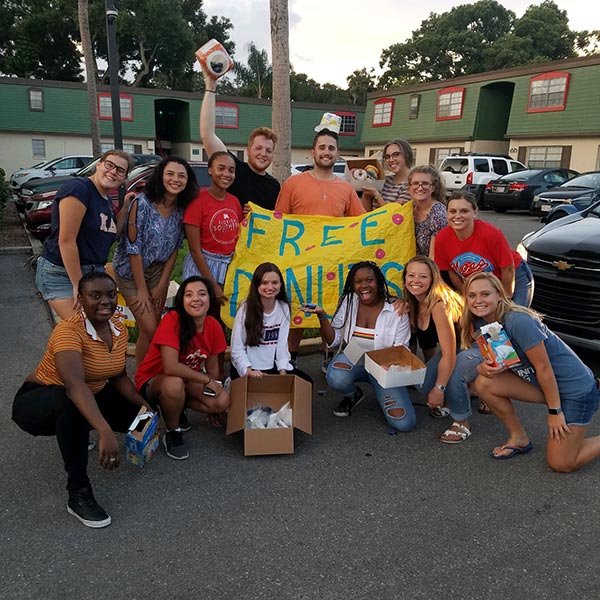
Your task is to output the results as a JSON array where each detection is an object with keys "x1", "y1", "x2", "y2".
[{"x1": 326, "y1": 352, "x2": 416, "y2": 432}]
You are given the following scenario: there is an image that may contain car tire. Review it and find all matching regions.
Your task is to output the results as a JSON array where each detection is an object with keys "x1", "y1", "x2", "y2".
[{"x1": 492, "y1": 206, "x2": 508, "y2": 213}]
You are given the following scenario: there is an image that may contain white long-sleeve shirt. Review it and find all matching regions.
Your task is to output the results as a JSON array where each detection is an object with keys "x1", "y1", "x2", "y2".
[
  {"x1": 230, "y1": 300, "x2": 293, "y2": 374},
  {"x1": 328, "y1": 294, "x2": 410, "y2": 350}
]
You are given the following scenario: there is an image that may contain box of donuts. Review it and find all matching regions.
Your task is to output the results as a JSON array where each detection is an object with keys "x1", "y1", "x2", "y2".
[{"x1": 344, "y1": 158, "x2": 385, "y2": 192}]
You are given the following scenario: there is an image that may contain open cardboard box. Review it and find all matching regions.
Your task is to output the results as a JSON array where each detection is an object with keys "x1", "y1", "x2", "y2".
[
  {"x1": 126, "y1": 408, "x2": 159, "y2": 467},
  {"x1": 365, "y1": 346, "x2": 426, "y2": 389},
  {"x1": 344, "y1": 157, "x2": 385, "y2": 192},
  {"x1": 226, "y1": 374, "x2": 312, "y2": 456}
]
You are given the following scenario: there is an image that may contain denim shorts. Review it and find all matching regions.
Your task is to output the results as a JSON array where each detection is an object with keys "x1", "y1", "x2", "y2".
[
  {"x1": 36, "y1": 256, "x2": 106, "y2": 301},
  {"x1": 561, "y1": 384, "x2": 600, "y2": 427}
]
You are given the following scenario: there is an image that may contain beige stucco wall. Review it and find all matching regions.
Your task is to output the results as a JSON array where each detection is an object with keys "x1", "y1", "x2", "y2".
[{"x1": 508, "y1": 136, "x2": 600, "y2": 172}]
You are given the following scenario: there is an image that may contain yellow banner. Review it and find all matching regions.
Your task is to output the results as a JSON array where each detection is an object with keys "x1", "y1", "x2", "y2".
[{"x1": 221, "y1": 202, "x2": 416, "y2": 328}]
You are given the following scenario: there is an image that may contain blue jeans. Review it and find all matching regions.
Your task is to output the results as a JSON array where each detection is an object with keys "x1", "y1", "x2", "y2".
[
  {"x1": 326, "y1": 352, "x2": 416, "y2": 432},
  {"x1": 513, "y1": 261, "x2": 534, "y2": 308},
  {"x1": 420, "y1": 346, "x2": 483, "y2": 421}
]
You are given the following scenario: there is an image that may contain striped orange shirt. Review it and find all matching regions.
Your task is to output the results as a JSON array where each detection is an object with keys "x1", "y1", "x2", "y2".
[{"x1": 34, "y1": 311, "x2": 127, "y2": 394}]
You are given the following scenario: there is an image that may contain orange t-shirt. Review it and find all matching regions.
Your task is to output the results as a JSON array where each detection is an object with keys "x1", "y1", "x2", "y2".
[
  {"x1": 275, "y1": 171, "x2": 365, "y2": 217},
  {"x1": 34, "y1": 312, "x2": 127, "y2": 394}
]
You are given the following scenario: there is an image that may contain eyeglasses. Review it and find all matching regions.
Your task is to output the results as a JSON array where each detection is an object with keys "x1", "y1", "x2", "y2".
[
  {"x1": 409, "y1": 181, "x2": 432, "y2": 189},
  {"x1": 103, "y1": 159, "x2": 127, "y2": 178},
  {"x1": 383, "y1": 151, "x2": 402, "y2": 162}
]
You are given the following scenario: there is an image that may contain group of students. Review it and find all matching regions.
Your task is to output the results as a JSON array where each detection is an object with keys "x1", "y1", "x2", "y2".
[{"x1": 12, "y1": 80, "x2": 600, "y2": 529}]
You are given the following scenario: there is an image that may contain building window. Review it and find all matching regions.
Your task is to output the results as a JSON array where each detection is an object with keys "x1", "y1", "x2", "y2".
[
  {"x1": 596, "y1": 146, "x2": 600, "y2": 171},
  {"x1": 336, "y1": 112, "x2": 357, "y2": 135},
  {"x1": 101, "y1": 142, "x2": 137, "y2": 154},
  {"x1": 409, "y1": 94, "x2": 420, "y2": 119},
  {"x1": 527, "y1": 72, "x2": 570, "y2": 113},
  {"x1": 32, "y1": 139, "x2": 46, "y2": 158},
  {"x1": 215, "y1": 103, "x2": 238, "y2": 128},
  {"x1": 372, "y1": 98, "x2": 394, "y2": 127},
  {"x1": 435, "y1": 147, "x2": 463, "y2": 166},
  {"x1": 527, "y1": 146, "x2": 563, "y2": 168},
  {"x1": 436, "y1": 87, "x2": 465, "y2": 120},
  {"x1": 29, "y1": 89, "x2": 44, "y2": 111},
  {"x1": 98, "y1": 93, "x2": 133, "y2": 121}
]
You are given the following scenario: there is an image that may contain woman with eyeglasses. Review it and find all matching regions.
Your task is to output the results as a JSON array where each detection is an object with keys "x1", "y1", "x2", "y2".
[
  {"x1": 408, "y1": 165, "x2": 448, "y2": 257},
  {"x1": 362, "y1": 139, "x2": 413, "y2": 210},
  {"x1": 36, "y1": 150, "x2": 133, "y2": 319}
]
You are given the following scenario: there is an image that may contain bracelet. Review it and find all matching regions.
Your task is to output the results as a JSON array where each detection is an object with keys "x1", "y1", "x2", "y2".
[
  {"x1": 318, "y1": 315, "x2": 329, "y2": 322},
  {"x1": 205, "y1": 89, "x2": 216, "y2": 94}
]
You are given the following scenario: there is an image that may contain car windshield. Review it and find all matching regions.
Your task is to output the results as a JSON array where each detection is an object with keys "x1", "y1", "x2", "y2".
[
  {"x1": 561, "y1": 172, "x2": 600, "y2": 188},
  {"x1": 498, "y1": 169, "x2": 543, "y2": 181}
]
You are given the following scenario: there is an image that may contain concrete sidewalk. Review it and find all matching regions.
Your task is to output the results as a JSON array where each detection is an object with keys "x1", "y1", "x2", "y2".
[{"x1": 2, "y1": 249, "x2": 600, "y2": 599}]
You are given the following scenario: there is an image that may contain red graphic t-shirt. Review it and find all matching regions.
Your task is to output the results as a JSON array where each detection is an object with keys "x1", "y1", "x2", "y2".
[
  {"x1": 183, "y1": 189, "x2": 243, "y2": 255},
  {"x1": 135, "y1": 310, "x2": 227, "y2": 389}
]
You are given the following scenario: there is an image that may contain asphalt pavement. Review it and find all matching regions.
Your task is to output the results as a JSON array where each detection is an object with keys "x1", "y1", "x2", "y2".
[{"x1": 2, "y1": 229, "x2": 600, "y2": 599}]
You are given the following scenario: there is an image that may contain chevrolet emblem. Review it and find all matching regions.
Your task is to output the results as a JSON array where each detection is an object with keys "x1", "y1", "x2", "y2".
[{"x1": 552, "y1": 260, "x2": 573, "y2": 270}]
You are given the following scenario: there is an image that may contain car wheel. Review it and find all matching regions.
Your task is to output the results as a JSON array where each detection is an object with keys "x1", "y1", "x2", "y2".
[
  {"x1": 492, "y1": 206, "x2": 508, "y2": 213},
  {"x1": 476, "y1": 188, "x2": 490, "y2": 210},
  {"x1": 545, "y1": 210, "x2": 567, "y2": 224}
]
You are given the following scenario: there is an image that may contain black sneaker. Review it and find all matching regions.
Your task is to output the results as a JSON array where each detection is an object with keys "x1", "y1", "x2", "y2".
[
  {"x1": 163, "y1": 429, "x2": 189, "y2": 460},
  {"x1": 67, "y1": 486, "x2": 111, "y2": 528},
  {"x1": 178, "y1": 410, "x2": 191, "y2": 432},
  {"x1": 333, "y1": 386, "x2": 364, "y2": 417}
]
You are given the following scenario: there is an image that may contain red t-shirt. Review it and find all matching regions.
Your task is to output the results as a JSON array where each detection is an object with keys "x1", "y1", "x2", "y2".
[
  {"x1": 434, "y1": 219, "x2": 522, "y2": 281},
  {"x1": 183, "y1": 189, "x2": 243, "y2": 255},
  {"x1": 135, "y1": 310, "x2": 227, "y2": 389}
]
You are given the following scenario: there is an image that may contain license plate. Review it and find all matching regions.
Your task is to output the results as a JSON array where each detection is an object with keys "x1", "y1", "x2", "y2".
[
  {"x1": 493, "y1": 186, "x2": 507, "y2": 193},
  {"x1": 541, "y1": 205, "x2": 551, "y2": 212}
]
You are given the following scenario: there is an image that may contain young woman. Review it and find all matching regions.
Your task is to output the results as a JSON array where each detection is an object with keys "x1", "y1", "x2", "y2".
[
  {"x1": 408, "y1": 165, "x2": 447, "y2": 257},
  {"x1": 135, "y1": 276, "x2": 229, "y2": 461},
  {"x1": 435, "y1": 191, "x2": 534, "y2": 307},
  {"x1": 230, "y1": 262, "x2": 312, "y2": 383},
  {"x1": 306, "y1": 261, "x2": 415, "y2": 432},
  {"x1": 182, "y1": 151, "x2": 243, "y2": 304},
  {"x1": 403, "y1": 257, "x2": 468, "y2": 440},
  {"x1": 36, "y1": 150, "x2": 133, "y2": 319},
  {"x1": 112, "y1": 156, "x2": 198, "y2": 366},
  {"x1": 362, "y1": 139, "x2": 413, "y2": 210},
  {"x1": 13, "y1": 272, "x2": 150, "y2": 528},
  {"x1": 463, "y1": 272, "x2": 600, "y2": 471}
]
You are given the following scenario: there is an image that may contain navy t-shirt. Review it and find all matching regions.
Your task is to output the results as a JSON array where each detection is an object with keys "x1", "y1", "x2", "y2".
[
  {"x1": 43, "y1": 178, "x2": 117, "y2": 267},
  {"x1": 228, "y1": 153, "x2": 280, "y2": 211}
]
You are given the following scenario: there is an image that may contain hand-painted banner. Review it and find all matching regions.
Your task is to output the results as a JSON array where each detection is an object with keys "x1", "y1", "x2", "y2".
[{"x1": 221, "y1": 202, "x2": 416, "y2": 328}]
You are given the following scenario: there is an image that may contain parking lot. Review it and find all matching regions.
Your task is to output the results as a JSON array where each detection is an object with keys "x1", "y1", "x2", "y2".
[{"x1": 1, "y1": 212, "x2": 599, "y2": 600}]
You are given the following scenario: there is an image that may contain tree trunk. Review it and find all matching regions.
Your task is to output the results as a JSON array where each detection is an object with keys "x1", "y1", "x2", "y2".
[
  {"x1": 269, "y1": 0, "x2": 291, "y2": 184},
  {"x1": 78, "y1": 0, "x2": 102, "y2": 156}
]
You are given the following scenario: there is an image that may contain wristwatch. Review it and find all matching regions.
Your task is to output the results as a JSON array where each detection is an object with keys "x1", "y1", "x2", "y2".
[
  {"x1": 435, "y1": 383, "x2": 446, "y2": 392},
  {"x1": 548, "y1": 407, "x2": 563, "y2": 415}
]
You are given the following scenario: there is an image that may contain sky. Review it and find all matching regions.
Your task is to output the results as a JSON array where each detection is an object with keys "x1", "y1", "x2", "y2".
[{"x1": 203, "y1": 0, "x2": 592, "y2": 88}]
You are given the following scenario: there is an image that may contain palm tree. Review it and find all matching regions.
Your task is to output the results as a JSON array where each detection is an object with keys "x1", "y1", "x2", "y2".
[
  {"x1": 269, "y1": 0, "x2": 291, "y2": 184},
  {"x1": 78, "y1": 0, "x2": 101, "y2": 156}
]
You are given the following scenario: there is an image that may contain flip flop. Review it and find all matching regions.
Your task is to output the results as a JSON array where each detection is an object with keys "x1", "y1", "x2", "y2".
[{"x1": 490, "y1": 442, "x2": 533, "y2": 460}]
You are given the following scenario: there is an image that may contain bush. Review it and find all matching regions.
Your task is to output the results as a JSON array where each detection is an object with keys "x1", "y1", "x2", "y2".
[{"x1": 0, "y1": 167, "x2": 10, "y2": 225}]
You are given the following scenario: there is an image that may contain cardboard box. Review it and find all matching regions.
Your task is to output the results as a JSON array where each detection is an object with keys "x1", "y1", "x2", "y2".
[
  {"x1": 126, "y1": 408, "x2": 160, "y2": 467},
  {"x1": 364, "y1": 346, "x2": 426, "y2": 388},
  {"x1": 475, "y1": 322, "x2": 521, "y2": 368},
  {"x1": 226, "y1": 375, "x2": 312, "y2": 456},
  {"x1": 344, "y1": 158, "x2": 385, "y2": 192}
]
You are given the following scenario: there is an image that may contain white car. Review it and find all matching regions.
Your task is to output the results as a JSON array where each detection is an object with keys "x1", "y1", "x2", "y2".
[{"x1": 9, "y1": 155, "x2": 94, "y2": 192}]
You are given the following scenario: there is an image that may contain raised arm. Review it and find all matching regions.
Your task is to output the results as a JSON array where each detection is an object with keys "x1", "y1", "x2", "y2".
[{"x1": 199, "y1": 69, "x2": 227, "y2": 157}]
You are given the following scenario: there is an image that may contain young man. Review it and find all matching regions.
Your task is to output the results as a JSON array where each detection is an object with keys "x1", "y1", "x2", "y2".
[
  {"x1": 275, "y1": 128, "x2": 365, "y2": 364},
  {"x1": 199, "y1": 69, "x2": 280, "y2": 211}
]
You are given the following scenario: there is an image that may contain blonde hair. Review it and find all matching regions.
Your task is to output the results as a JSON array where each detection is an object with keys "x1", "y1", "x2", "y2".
[
  {"x1": 460, "y1": 272, "x2": 541, "y2": 348},
  {"x1": 403, "y1": 256, "x2": 463, "y2": 330}
]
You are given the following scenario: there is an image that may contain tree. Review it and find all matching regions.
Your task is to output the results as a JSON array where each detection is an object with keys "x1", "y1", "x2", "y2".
[
  {"x1": 270, "y1": 0, "x2": 291, "y2": 185},
  {"x1": 78, "y1": 0, "x2": 101, "y2": 156},
  {"x1": 346, "y1": 68, "x2": 377, "y2": 105},
  {"x1": 233, "y1": 42, "x2": 272, "y2": 98}
]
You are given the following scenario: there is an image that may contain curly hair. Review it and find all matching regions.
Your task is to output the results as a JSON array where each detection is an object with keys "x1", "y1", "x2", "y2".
[
  {"x1": 249, "y1": 127, "x2": 277, "y2": 147},
  {"x1": 144, "y1": 156, "x2": 198, "y2": 210},
  {"x1": 460, "y1": 272, "x2": 541, "y2": 349},
  {"x1": 332, "y1": 261, "x2": 394, "y2": 331},
  {"x1": 408, "y1": 164, "x2": 446, "y2": 203},
  {"x1": 243, "y1": 263, "x2": 290, "y2": 347},
  {"x1": 172, "y1": 276, "x2": 216, "y2": 354},
  {"x1": 402, "y1": 256, "x2": 463, "y2": 331}
]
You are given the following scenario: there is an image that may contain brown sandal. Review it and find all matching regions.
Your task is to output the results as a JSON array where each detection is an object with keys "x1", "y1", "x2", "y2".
[{"x1": 478, "y1": 401, "x2": 492, "y2": 415}]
